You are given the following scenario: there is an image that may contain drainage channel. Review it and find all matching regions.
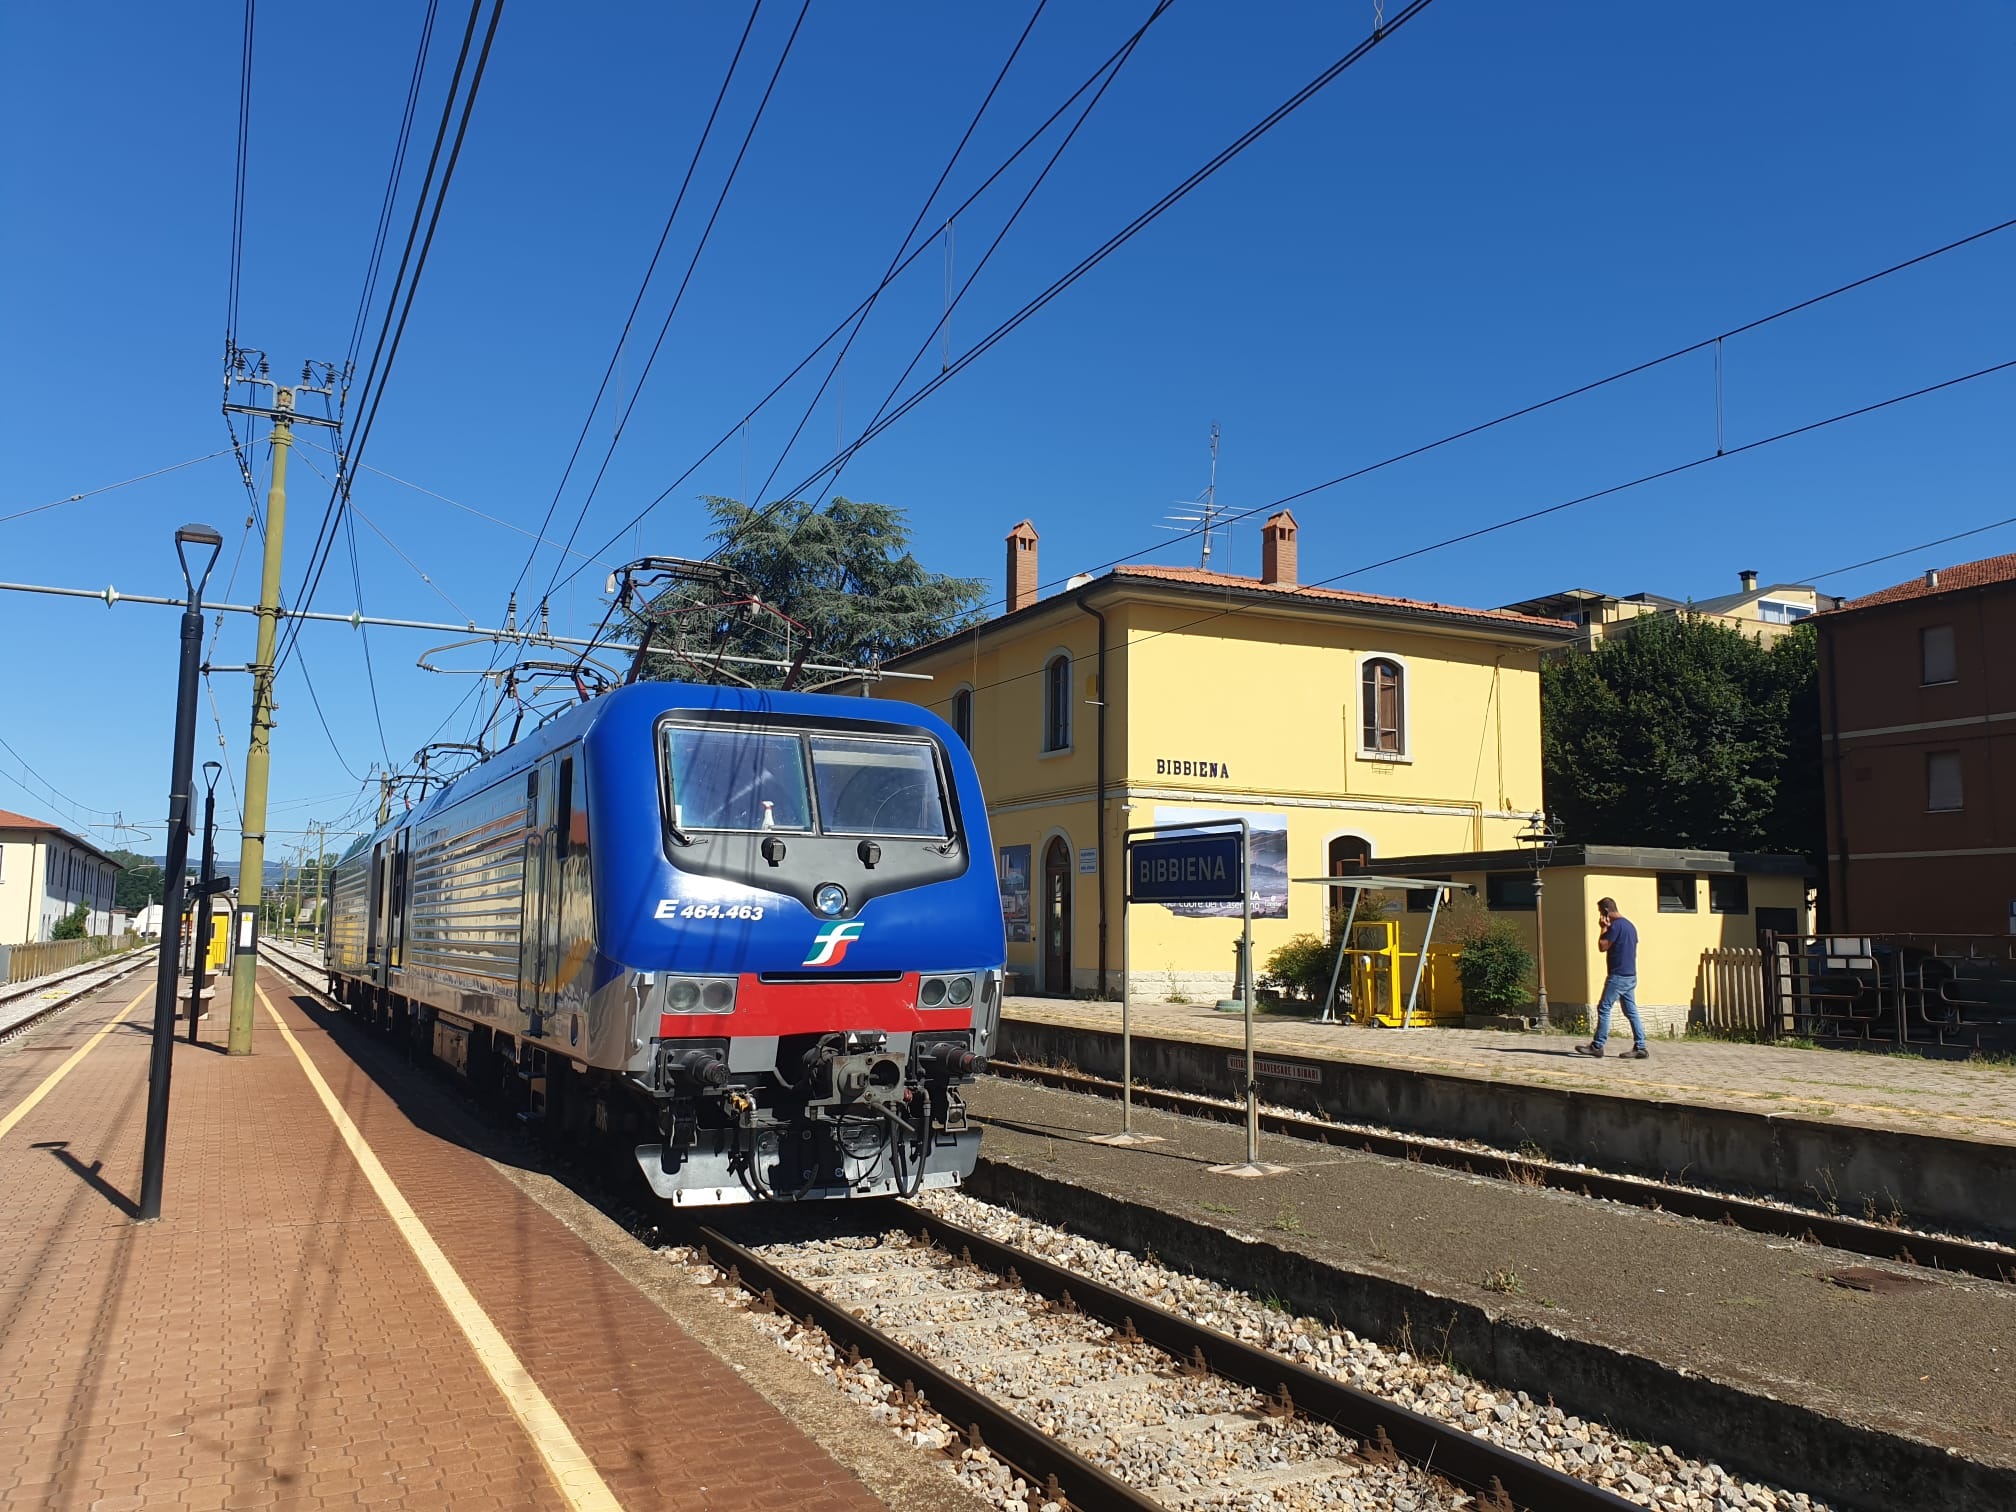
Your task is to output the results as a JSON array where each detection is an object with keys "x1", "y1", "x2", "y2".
[
  {"x1": 988, "y1": 1060, "x2": 2016, "y2": 1285},
  {"x1": 684, "y1": 1207, "x2": 1634, "y2": 1512}
]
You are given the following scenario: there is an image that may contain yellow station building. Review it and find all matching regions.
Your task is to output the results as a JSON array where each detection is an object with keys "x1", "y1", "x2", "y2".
[{"x1": 857, "y1": 515, "x2": 1583, "y2": 1001}]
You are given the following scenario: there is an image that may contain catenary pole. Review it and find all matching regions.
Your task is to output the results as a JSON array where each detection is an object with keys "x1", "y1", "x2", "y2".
[{"x1": 227, "y1": 387, "x2": 294, "y2": 1053}]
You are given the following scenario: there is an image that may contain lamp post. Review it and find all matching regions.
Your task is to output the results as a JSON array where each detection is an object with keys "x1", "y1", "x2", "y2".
[
  {"x1": 139, "y1": 522, "x2": 222, "y2": 1223},
  {"x1": 186, "y1": 760, "x2": 224, "y2": 1044},
  {"x1": 1516, "y1": 813, "x2": 1562, "y2": 1025}
]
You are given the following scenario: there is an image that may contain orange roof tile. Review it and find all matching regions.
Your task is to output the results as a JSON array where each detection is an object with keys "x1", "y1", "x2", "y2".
[
  {"x1": 1107, "y1": 564, "x2": 1578, "y2": 632},
  {"x1": 1836, "y1": 552, "x2": 2016, "y2": 613},
  {"x1": 0, "y1": 808, "x2": 60, "y2": 831}
]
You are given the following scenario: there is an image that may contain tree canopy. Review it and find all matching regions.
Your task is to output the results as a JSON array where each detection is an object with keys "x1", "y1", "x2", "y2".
[
  {"x1": 634, "y1": 497, "x2": 986, "y2": 686},
  {"x1": 1542, "y1": 617, "x2": 1820, "y2": 862},
  {"x1": 109, "y1": 849, "x2": 164, "y2": 912}
]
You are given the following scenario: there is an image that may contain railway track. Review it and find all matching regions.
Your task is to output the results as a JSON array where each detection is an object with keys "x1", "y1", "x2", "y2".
[
  {"x1": 989, "y1": 1059, "x2": 2016, "y2": 1285},
  {"x1": 683, "y1": 1206, "x2": 1635, "y2": 1512},
  {"x1": 0, "y1": 946, "x2": 157, "y2": 1046},
  {"x1": 255, "y1": 948, "x2": 1632, "y2": 1511}
]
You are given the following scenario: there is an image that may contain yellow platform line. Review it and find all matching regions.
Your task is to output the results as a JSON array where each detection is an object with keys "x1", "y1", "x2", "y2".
[
  {"x1": 256, "y1": 985, "x2": 622, "y2": 1512},
  {"x1": 0, "y1": 983, "x2": 152, "y2": 1145}
]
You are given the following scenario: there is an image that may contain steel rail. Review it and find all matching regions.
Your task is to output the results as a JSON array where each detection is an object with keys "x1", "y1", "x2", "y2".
[
  {"x1": 0, "y1": 947, "x2": 157, "y2": 1046},
  {"x1": 989, "y1": 1061, "x2": 2016, "y2": 1284},
  {"x1": 682, "y1": 1219, "x2": 1162, "y2": 1512},
  {"x1": 897, "y1": 1207, "x2": 1634, "y2": 1512}
]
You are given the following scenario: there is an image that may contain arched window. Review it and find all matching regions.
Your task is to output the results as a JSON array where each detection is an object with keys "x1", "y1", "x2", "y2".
[
  {"x1": 1361, "y1": 657, "x2": 1405, "y2": 755},
  {"x1": 951, "y1": 687, "x2": 973, "y2": 748},
  {"x1": 1042, "y1": 655, "x2": 1071, "y2": 752}
]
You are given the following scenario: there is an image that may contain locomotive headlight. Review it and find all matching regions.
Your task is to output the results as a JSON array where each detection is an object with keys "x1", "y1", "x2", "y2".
[
  {"x1": 920, "y1": 976, "x2": 947, "y2": 1007},
  {"x1": 667, "y1": 980, "x2": 702, "y2": 1012},
  {"x1": 664, "y1": 975, "x2": 737, "y2": 1014},
  {"x1": 814, "y1": 883, "x2": 848, "y2": 917},
  {"x1": 700, "y1": 978, "x2": 734, "y2": 1011},
  {"x1": 946, "y1": 974, "x2": 974, "y2": 1007}
]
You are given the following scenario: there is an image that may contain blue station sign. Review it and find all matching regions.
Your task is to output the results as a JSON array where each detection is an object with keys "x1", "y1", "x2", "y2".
[{"x1": 1128, "y1": 832, "x2": 1245, "y2": 904}]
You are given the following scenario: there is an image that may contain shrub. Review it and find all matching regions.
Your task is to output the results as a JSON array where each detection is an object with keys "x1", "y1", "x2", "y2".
[
  {"x1": 50, "y1": 903, "x2": 90, "y2": 941},
  {"x1": 1455, "y1": 919, "x2": 1534, "y2": 1012},
  {"x1": 1262, "y1": 933, "x2": 1340, "y2": 1005}
]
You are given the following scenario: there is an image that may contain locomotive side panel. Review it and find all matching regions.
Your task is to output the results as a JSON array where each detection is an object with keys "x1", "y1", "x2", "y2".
[{"x1": 397, "y1": 769, "x2": 528, "y2": 1031}]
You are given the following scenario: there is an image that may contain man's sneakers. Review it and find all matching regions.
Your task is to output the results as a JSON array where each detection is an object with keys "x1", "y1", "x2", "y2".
[
  {"x1": 1623, "y1": 1046, "x2": 1650, "y2": 1060},
  {"x1": 1572, "y1": 1042, "x2": 1604, "y2": 1057}
]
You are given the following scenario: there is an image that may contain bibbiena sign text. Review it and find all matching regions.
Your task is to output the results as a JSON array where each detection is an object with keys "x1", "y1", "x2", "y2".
[{"x1": 1127, "y1": 832, "x2": 1245, "y2": 905}]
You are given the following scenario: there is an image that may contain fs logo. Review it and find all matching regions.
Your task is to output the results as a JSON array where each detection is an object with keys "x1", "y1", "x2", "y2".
[{"x1": 803, "y1": 921, "x2": 865, "y2": 967}]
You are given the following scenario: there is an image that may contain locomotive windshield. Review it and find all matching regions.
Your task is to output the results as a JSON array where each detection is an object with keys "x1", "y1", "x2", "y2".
[
  {"x1": 810, "y1": 735, "x2": 948, "y2": 838},
  {"x1": 662, "y1": 723, "x2": 950, "y2": 839},
  {"x1": 664, "y1": 727, "x2": 813, "y2": 832}
]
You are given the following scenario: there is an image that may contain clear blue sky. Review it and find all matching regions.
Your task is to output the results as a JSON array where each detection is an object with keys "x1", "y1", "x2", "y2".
[{"x1": 2, "y1": 2, "x2": 2011, "y2": 855}]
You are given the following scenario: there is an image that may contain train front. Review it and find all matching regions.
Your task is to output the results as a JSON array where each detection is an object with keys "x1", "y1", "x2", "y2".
[{"x1": 594, "y1": 686, "x2": 1003, "y2": 1205}]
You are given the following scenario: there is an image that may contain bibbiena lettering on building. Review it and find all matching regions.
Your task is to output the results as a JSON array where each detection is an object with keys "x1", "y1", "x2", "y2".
[{"x1": 1155, "y1": 758, "x2": 1232, "y2": 779}]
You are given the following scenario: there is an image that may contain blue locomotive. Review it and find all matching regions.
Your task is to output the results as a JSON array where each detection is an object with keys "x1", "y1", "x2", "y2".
[{"x1": 325, "y1": 680, "x2": 1004, "y2": 1204}]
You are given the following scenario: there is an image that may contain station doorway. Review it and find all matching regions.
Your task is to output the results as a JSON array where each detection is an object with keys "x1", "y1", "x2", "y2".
[{"x1": 1042, "y1": 836, "x2": 1073, "y2": 995}]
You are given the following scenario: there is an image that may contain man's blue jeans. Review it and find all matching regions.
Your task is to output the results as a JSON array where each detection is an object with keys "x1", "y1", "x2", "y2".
[{"x1": 1592, "y1": 973, "x2": 1645, "y2": 1052}]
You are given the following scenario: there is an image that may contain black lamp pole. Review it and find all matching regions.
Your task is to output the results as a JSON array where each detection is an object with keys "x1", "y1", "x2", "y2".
[
  {"x1": 139, "y1": 522, "x2": 222, "y2": 1223},
  {"x1": 1517, "y1": 812, "x2": 1562, "y2": 1024},
  {"x1": 186, "y1": 760, "x2": 224, "y2": 1044}
]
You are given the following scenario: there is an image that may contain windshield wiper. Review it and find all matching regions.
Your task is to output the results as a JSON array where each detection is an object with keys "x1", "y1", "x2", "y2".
[{"x1": 667, "y1": 819, "x2": 697, "y2": 848}]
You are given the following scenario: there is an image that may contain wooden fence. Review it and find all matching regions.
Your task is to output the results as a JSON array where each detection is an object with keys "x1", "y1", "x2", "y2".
[
  {"x1": 1694, "y1": 946, "x2": 1770, "y2": 1035},
  {"x1": 1, "y1": 933, "x2": 143, "y2": 987}
]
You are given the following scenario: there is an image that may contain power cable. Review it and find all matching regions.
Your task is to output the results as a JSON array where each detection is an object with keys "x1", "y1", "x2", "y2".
[
  {"x1": 0, "y1": 449, "x2": 236, "y2": 527},
  {"x1": 346, "y1": 0, "x2": 444, "y2": 375},
  {"x1": 940, "y1": 356, "x2": 2016, "y2": 707},
  {"x1": 538, "y1": 2, "x2": 1180, "y2": 601},
  {"x1": 342, "y1": 510, "x2": 395, "y2": 766},
  {"x1": 734, "y1": 0, "x2": 1060, "y2": 539},
  {"x1": 560, "y1": 0, "x2": 1440, "y2": 595},
  {"x1": 506, "y1": 0, "x2": 768, "y2": 606},
  {"x1": 224, "y1": 0, "x2": 256, "y2": 355},
  {"x1": 290, "y1": 641, "x2": 367, "y2": 783},
  {"x1": 278, "y1": 0, "x2": 505, "y2": 675},
  {"x1": 1804, "y1": 514, "x2": 2016, "y2": 587},
  {"x1": 779, "y1": 0, "x2": 1163, "y2": 519},
  {"x1": 531, "y1": 0, "x2": 814, "y2": 606}
]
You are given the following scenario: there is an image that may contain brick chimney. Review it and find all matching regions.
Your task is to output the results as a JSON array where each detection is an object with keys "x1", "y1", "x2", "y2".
[
  {"x1": 1261, "y1": 510, "x2": 1298, "y2": 586},
  {"x1": 1005, "y1": 520, "x2": 1039, "y2": 613}
]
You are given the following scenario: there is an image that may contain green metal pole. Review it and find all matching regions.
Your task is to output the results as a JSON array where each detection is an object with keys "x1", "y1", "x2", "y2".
[{"x1": 227, "y1": 388, "x2": 293, "y2": 1054}]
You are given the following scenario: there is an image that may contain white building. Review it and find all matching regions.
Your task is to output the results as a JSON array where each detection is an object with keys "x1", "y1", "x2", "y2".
[{"x1": 0, "y1": 809, "x2": 125, "y2": 945}]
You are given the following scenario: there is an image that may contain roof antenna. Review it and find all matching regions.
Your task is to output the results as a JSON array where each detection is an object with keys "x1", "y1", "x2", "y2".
[{"x1": 1160, "y1": 422, "x2": 1224, "y2": 569}]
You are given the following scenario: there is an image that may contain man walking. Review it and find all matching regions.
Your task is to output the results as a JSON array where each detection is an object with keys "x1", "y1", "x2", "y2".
[{"x1": 1574, "y1": 896, "x2": 1648, "y2": 1059}]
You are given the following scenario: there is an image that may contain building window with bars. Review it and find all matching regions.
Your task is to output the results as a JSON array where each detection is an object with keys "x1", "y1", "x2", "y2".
[
  {"x1": 1921, "y1": 624, "x2": 1957, "y2": 685},
  {"x1": 1360, "y1": 657, "x2": 1405, "y2": 757},
  {"x1": 951, "y1": 686, "x2": 973, "y2": 748},
  {"x1": 1927, "y1": 750, "x2": 1964, "y2": 812},
  {"x1": 1042, "y1": 655, "x2": 1071, "y2": 753}
]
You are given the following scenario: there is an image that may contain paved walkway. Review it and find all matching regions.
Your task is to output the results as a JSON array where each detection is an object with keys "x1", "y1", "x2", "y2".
[
  {"x1": 0, "y1": 967, "x2": 885, "y2": 1512},
  {"x1": 1004, "y1": 997, "x2": 2016, "y2": 1147}
]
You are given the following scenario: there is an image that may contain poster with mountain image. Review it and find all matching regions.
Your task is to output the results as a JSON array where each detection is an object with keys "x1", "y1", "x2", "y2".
[{"x1": 1151, "y1": 808, "x2": 1288, "y2": 919}]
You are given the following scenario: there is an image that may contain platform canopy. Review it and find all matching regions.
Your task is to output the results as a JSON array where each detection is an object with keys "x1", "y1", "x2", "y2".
[{"x1": 1288, "y1": 875, "x2": 1475, "y2": 894}]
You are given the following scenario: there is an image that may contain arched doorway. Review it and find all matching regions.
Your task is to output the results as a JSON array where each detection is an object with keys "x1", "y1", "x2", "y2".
[
  {"x1": 1327, "y1": 835, "x2": 1372, "y2": 938},
  {"x1": 1042, "y1": 836, "x2": 1073, "y2": 995}
]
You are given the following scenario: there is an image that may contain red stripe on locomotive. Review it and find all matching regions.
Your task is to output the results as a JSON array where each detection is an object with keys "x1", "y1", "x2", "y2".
[{"x1": 657, "y1": 973, "x2": 975, "y2": 1038}]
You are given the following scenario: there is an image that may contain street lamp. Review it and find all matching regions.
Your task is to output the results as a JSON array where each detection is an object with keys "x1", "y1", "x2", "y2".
[
  {"x1": 139, "y1": 522, "x2": 222, "y2": 1223},
  {"x1": 1516, "y1": 812, "x2": 1563, "y2": 1025},
  {"x1": 185, "y1": 760, "x2": 226, "y2": 1044}
]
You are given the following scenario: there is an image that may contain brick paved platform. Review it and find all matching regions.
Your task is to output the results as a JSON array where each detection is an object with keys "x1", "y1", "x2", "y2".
[
  {"x1": 0, "y1": 966, "x2": 887, "y2": 1511},
  {"x1": 1005, "y1": 996, "x2": 2016, "y2": 1146}
]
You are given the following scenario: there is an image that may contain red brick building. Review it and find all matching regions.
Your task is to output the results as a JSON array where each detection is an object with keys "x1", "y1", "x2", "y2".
[{"x1": 1818, "y1": 553, "x2": 2016, "y2": 935}]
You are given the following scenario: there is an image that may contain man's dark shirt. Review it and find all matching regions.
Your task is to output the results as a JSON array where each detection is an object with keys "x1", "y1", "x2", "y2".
[{"x1": 1601, "y1": 915, "x2": 1639, "y2": 977}]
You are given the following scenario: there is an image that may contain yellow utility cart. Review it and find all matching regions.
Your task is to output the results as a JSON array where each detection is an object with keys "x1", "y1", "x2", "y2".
[{"x1": 1291, "y1": 875, "x2": 1475, "y2": 1029}]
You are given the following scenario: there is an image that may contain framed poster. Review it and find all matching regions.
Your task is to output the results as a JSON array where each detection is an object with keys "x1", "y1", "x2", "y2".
[
  {"x1": 998, "y1": 844, "x2": 1032, "y2": 942},
  {"x1": 1151, "y1": 806, "x2": 1289, "y2": 919}
]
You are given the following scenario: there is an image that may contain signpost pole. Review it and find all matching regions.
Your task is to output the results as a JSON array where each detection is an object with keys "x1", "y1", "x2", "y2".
[
  {"x1": 1121, "y1": 844, "x2": 1133, "y2": 1139},
  {"x1": 1240, "y1": 819, "x2": 1259, "y2": 1166}
]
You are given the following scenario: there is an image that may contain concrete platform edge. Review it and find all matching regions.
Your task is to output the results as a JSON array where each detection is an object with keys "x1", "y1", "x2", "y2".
[
  {"x1": 998, "y1": 1019, "x2": 2016, "y2": 1244},
  {"x1": 968, "y1": 1156, "x2": 2016, "y2": 1512}
]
